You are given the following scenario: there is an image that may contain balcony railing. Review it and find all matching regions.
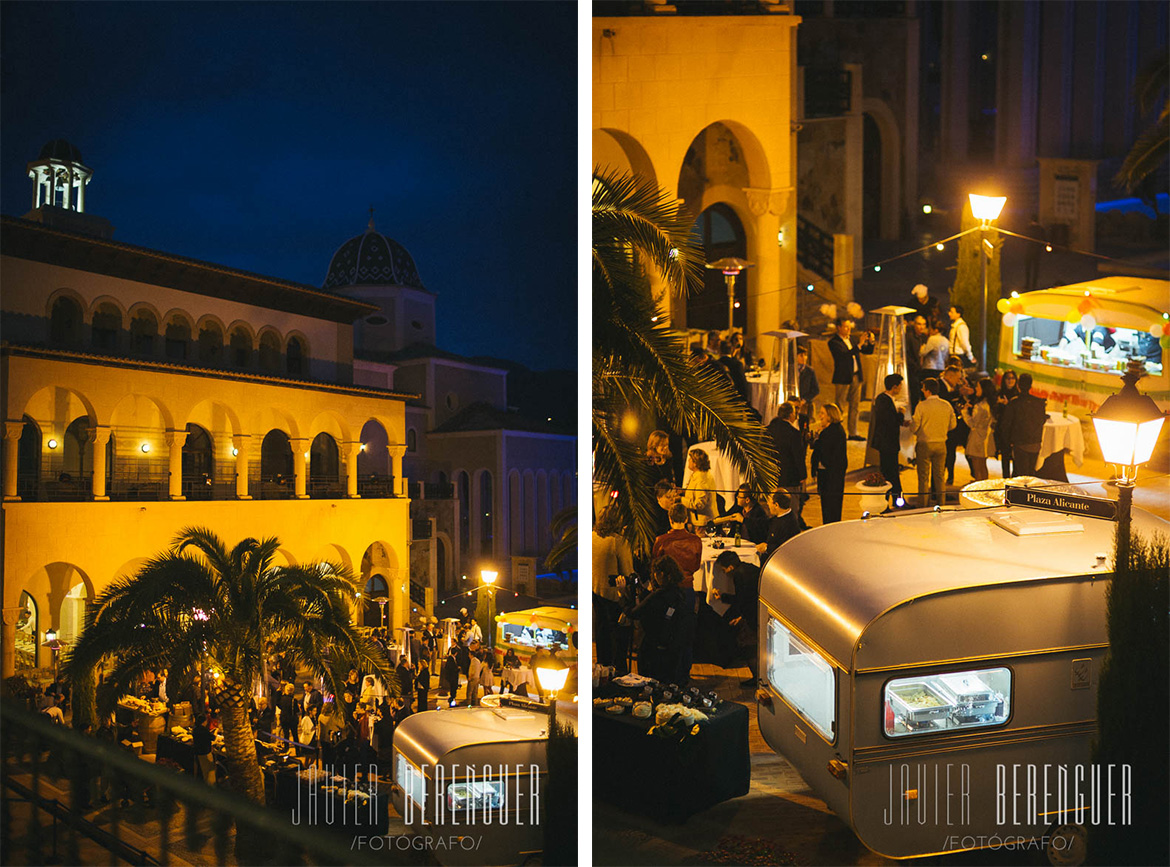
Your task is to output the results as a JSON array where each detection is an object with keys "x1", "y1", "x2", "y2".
[
  {"x1": 0, "y1": 702, "x2": 390, "y2": 866},
  {"x1": 9, "y1": 476, "x2": 403, "y2": 502},
  {"x1": 797, "y1": 214, "x2": 834, "y2": 281}
]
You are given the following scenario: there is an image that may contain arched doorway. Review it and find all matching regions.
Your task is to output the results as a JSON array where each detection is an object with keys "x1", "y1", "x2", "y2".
[
  {"x1": 62, "y1": 417, "x2": 113, "y2": 494},
  {"x1": 182, "y1": 424, "x2": 214, "y2": 499},
  {"x1": 260, "y1": 430, "x2": 293, "y2": 497},
  {"x1": 362, "y1": 575, "x2": 390, "y2": 629},
  {"x1": 309, "y1": 432, "x2": 341, "y2": 498},
  {"x1": 49, "y1": 296, "x2": 83, "y2": 347},
  {"x1": 58, "y1": 581, "x2": 88, "y2": 644},
  {"x1": 16, "y1": 591, "x2": 37, "y2": 670},
  {"x1": 17, "y1": 416, "x2": 40, "y2": 500},
  {"x1": 688, "y1": 203, "x2": 748, "y2": 333}
]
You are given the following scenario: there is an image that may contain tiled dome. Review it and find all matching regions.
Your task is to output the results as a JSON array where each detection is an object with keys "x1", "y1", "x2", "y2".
[
  {"x1": 38, "y1": 139, "x2": 85, "y2": 164},
  {"x1": 323, "y1": 223, "x2": 426, "y2": 292}
]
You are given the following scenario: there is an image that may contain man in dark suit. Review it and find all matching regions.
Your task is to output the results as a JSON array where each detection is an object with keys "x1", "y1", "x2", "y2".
[
  {"x1": 300, "y1": 681, "x2": 324, "y2": 721},
  {"x1": 768, "y1": 401, "x2": 808, "y2": 528},
  {"x1": 795, "y1": 346, "x2": 820, "y2": 437},
  {"x1": 758, "y1": 489, "x2": 800, "y2": 561},
  {"x1": 938, "y1": 365, "x2": 971, "y2": 484},
  {"x1": 1000, "y1": 372, "x2": 1048, "y2": 475},
  {"x1": 827, "y1": 318, "x2": 874, "y2": 440},
  {"x1": 904, "y1": 315, "x2": 926, "y2": 411},
  {"x1": 718, "y1": 339, "x2": 751, "y2": 404},
  {"x1": 872, "y1": 373, "x2": 909, "y2": 508},
  {"x1": 396, "y1": 658, "x2": 415, "y2": 713},
  {"x1": 713, "y1": 550, "x2": 761, "y2": 688}
]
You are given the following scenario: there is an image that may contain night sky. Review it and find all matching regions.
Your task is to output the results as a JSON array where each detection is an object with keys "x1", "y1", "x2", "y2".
[{"x1": 1, "y1": 1, "x2": 577, "y2": 372}]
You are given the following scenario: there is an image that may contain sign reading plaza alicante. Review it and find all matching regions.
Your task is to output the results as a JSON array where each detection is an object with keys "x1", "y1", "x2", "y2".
[{"x1": 1004, "y1": 485, "x2": 1118, "y2": 521}]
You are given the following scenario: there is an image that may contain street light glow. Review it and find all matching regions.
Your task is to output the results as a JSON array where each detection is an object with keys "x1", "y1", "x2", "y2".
[
  {"x1": 969, "y1": 194, "x2": 1006, "y2": 222},
  {"x1": 481, "y1": 570, "x2": 498, "y2": 585}
]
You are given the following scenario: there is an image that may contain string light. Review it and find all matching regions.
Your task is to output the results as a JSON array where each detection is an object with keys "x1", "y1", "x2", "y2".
[{"x1": 935, "y1": 243, "x2": 944, "y2": 251}]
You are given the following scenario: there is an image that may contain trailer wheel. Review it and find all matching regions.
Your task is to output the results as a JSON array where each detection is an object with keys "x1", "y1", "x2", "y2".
[{"x1": 1046, "y1": 823, "x2": 1087, "y2": 867}]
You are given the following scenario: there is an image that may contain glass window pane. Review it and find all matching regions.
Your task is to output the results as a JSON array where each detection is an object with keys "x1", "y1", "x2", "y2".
[
  {"x1": 766, "y1": 617, "x2": 835, "y2": 740},
  {"x1": 447, "y1": 779, "x2": 504, "y2": 812},
  {"x1": 884, "y1": 667, "x2": 1012, "y2": 737}
]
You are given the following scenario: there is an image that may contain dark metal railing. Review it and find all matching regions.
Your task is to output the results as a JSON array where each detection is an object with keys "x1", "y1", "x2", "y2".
[
  {"x1": 797, "y1": 214, "x2": 834, "y2": 281},
  {"x1": 358, "y1": 475, "x2": 397, "y2": 498},
  {"x1": 9, "y1": 477, "x2": 403, "y2": 503},
  {"x1": 0, "y1": 702, "x2": 390, "y2": 866},
  {"x1": 411, "y1": 519, "x2": 433, "y2": 540},
  {"x1": 108, "y1": 473, "x2": 169, "y2": 502},
  {"x1": 307, "y1": 479, "x2": 346, "y2": 500}
]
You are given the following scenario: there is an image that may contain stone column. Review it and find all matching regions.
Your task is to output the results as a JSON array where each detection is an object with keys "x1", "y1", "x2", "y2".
[
  {"x1": 166, "y1": 429, "x2": 188, "y2": 500},
  {"x1": 233, "y1": 435, "x2": 251, "y2": 499},
  {"x1": 3, "y1": 420, "x2": 23, "y2": 501},
  {"x1": 292, "y1": 438, "x2": 309, "y2": 499},
  {"x1": 90, "y1": 426, "x2": 111, "y2": 501},
  {"x1": 62, "y1": 168, "x2": 72, "y2": 211},
  {"x1": 76, "y1": 172, "x2": 86, "y2": 212},
  {"x1": 388, "y1": 445, "x2": 407, "y2": 498},
  {"x1": 344, "y1": 442, "x2": 361, "y2": 498},
  {"x1": 1, "y1": 607, "x2": 21, "y2": 680},
  {"x1": 745, "y1": 187, "x2": 792, "y2": 365}
]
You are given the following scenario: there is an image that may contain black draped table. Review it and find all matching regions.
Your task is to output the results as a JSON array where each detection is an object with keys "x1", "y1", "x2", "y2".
[
  {"x1": 271, "y1": 770, "x2": 388, "y2": 835},
  {"x1": 593, "y1": 685, "x2": 751, "y2": 823},
  {"x1": 155, "y1": 733, "x2": 196, "y2": 774}
]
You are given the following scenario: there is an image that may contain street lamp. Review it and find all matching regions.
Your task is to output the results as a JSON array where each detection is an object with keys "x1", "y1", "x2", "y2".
[
  {"x1": 969, "y1": 194, "x2": 1006, "y2": 372},
  {"x1": 1091, "y1": 359, "x2": 1167, "y2": 568},
  {"x1": 534, "y1": 654, "x2": 569, "y2": 731},
  {"x1": 705, "y1": 257, "x2": 754, "y2": 332},
  {"x1": 481, "y1": 570, "x2": 498, "y2": 649}
]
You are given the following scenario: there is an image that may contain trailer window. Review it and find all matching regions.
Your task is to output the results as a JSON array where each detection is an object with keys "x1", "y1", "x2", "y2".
[
  {"x1": 396, "y1": 752, "x2": 427, "y2": 811},
  {"x1": 766, "y1": 617, "x2": 835, "y2": 740},
  {"x1": 884, "y1": 667, "x2": 1012, "y2": 737},
  {"x1": 447, "y1": 779, "x2": 505, "y2": 813}
]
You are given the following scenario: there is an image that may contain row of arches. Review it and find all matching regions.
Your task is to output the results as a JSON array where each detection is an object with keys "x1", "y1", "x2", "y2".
[{"x1": 47, "y1": 293, "x2": 310, "y2": 376}]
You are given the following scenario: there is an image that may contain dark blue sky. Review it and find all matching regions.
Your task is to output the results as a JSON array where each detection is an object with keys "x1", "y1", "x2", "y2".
[{"x1": 1, "y1": 2, "x2": 576, "y2": 371}]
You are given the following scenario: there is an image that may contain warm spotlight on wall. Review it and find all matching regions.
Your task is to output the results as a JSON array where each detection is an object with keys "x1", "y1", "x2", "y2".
[
  {"x1": 47, "y1": 438, "x2": 58, "y2": 450},
  {"x1": 140, "y1": 443, "x2": 150, "y2": 453}
]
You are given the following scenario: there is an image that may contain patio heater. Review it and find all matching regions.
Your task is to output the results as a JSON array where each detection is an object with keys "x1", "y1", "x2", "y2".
[
  {"x1": 864, "y1": 306, "x2": 917, "y2": 466},
  {"x1": 705, "y1": 257, "x2": 753, "y2": 332},
  {"x1": 758, "y1": 329, "x2": 807, "y2": 424}
]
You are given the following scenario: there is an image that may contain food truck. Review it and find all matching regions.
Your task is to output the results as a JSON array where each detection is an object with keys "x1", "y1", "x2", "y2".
[
  {"x1": 493, "y1": 606, "x2": 578, "y2": 669},
  {"x1": 390, "y1": 703, "x2": 577, "y2": 866},
  {"x1": 997, "y1": 276, "x2": 1168, "y2": 418},
  {"x1": 757, "y1": 504, "x2": 1168, "y2": 864}
]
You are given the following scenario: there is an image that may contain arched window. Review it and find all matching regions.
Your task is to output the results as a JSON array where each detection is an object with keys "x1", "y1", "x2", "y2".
[
  {"x1": 406, "y1": 429, "x2": 417, "y2": 452},
  {"x1": 286, "y1": 337, "x2": 304, "y2": 377},
  {"x1": 259, "y1": 331, "x2": 281, "y2": 372},
  {"x1": 165, "y1": 317, "x2": 192, "y2": 361},
  {"x1": 16, "y1": 591, "x2": 37, "y2": 670},
  {"x1": 130, "y1": 309, "x2": 158, "y2": 357},
  {"x1": 17, "y1": 416, "x2": 41, "y2": 500},
  {"x1": 50, "y1": 296, "x2": 83, "y2": 346},
  {"x1": 362, "y1": 575, "x2": 389, "y2": 628},
  {"x1": 63, "y1": 417, "x2": 113, "y2": 483},
  {"x1": 92, "y1": 303, "x2": 122, "y2": 351},
  {"x1": 198, "y1": 322, "x2": 223, "y2": 366},
  {"x1": 309, "y1": 432, "x2": 340, "y2": 497},
  {"x1": 479, "y1": 471, "x2": 493, "y2": 557},
  {"x1": 181, "y1": 424, "x2": 213, "y2": 499},
  {"x1": 457, "y1": 471, "x2": 470, "y2": 551},
  {"x1": 260, "y1": 430, "x2": 293, "y2": 496},
  {"x1": 230, "y1": 328, "x2": 252, "y2": 368}
]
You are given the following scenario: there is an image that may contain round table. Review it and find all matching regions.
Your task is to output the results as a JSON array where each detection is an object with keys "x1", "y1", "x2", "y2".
[
  {"x1": 695, "y1": 541, "x2": 760, "y2": 616},
  {"x1": 501, "y1": 667, "x2": 536, "y2": 694},
  {"x1": 682, "y1": 441, "x2": 744, "y2": 513},
  {"x1": 1037, "y1": 413, "x2": 1086, "y2": 468},
  {"x1": 745, "y1": 374, "x2": 781, "y2": 421}
]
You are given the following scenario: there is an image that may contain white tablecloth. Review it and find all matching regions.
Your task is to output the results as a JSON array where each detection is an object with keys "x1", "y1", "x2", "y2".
[
  {"x1": 1037, "y1": 413, "x2": 1086, "y2": 467},
  {"x1": 745, "y1": 374, "x2": 781, "y2": 421},
  {"x1": 502, "y1": 668, "x2": 536, "y2": 693},
  {"x1": 695, "y1": 541, "x2": 760, "y2": 616},
  {"x1": 681, "y1": 441, "x2": 743, "y2": 513}
]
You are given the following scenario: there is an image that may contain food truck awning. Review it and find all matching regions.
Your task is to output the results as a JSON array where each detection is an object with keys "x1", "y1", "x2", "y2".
[
  {"x1": 394, "y1": 705, "x2": 578, "y2": 766},
  {"x1": 496, "y1": 606, "x2": 577, "y2": 632},
  {"x1": 1012, "y1": 276, "x2": 1169, "y2": 330},
  {"x1": 762, "y1": 505, "x2": 1169, "y2": 671}
]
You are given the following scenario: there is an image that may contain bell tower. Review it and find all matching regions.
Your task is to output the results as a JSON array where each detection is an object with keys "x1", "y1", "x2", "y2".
[{"x1": 24, "y1": 139, "x2": 114, "y2": 238}]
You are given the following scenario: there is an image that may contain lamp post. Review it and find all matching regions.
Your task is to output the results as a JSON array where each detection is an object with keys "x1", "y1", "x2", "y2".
[
  {"x1": 481, "y1": 570, "x2": 497, "y2": 649},
  {"x1": 535, "y1": 654, "x2": 569, "y2": 732},
  {"x1": 1091, "y1": 359, "x2": 1167, "y2": 568},
  {"x1": 969, "y1": 194, "x2": 1006, "y2": 371},
  {"x1": 705, "y1": 257, "x2": 753, "y2": 332}
]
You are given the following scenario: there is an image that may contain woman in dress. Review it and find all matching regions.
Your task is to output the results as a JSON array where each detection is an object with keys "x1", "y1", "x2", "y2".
[
  {"x1": 680, "y1": 448, "x2": 717, "y2": 527},
  {"x1": 644, "y1": 430, "x2": 674, "y2": 486},
  {"x1": 994, "y1": 370, "x2": 1020, "y2": 477},
  {"x1": 963, "y1": 378, "x2": 997, "y2": 481},
  {"x1": 810, "y1": 403, "x2": 848, "y2": 524}
]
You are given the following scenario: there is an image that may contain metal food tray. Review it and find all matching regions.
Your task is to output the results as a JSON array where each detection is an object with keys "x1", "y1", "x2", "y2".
[
  {"x1": 937, "y1": 674, "x2": 994, "y2": 703},
  {"x1": 888, "y1": 682, "x2": 953, "y2": 723}
]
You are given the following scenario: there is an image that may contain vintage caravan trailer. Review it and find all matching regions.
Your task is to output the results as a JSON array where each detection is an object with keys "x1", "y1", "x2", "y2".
[
  {"x1": 757, "y1": 504, "x2": 1168, "y2": 864},
  {"x1": 390, "y1": 703, "x2": 577, "y2": 866},
  {"x1": 997, "y1": 276, "x2": 1168, "y2": 418}
]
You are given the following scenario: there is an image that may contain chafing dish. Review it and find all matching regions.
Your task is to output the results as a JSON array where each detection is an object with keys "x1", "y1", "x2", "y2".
[
  {"x1": 887, "y1": 681, "x2": 953, "y2": 727},
  {"x1": 938, "y1": 673, "x2": 1002, "y2": 723}
]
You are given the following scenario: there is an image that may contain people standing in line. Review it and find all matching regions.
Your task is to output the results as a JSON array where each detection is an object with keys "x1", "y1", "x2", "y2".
[
  {"x1": 919, "y1": 319, "x2": 950, "y2": 376},
  {"x1": 592, "y1": 505, "x2": 633, "y2": 673},
  {"x1": 758, "y1": 489, "x2": 800, "y2": 561},
  {"x1": 828, "y1": 318, "x2": 875, "y2": 440},
  {"x1": 795, "y1": 346, "x2": 820, "y2": 438},
  {"x1": 872, "y1": 373, "x2": 909, "y2": 508},
  {"x1": 681, "y1": 447, "x2": 717, "y2": 526},
  {"x1": 905, "y1": 315, "x2": 927, "y2": 411},
  {"x1": 993, "y1": 370, "x2": 1021, "y2": 477},
  {"x1": 912, "y1": 379, "x2": 957, "y2": 507},
  {"x1": 948, "y1": 304, "x2": 976, "y2": 367},
  {"x1": 939, "y1": 365, "x2": 972, "y2": 485},
  {"x1": 963, "y1": 378, "x2": 997, "y2": 481},
  {"x1": 1000, "y1": 372, "x2": 1048, "y2": 476},
  {"x1": 768, "y1": 401, "x2": 809, "y2": 528},
  {"x1": 712, "y1": 550, "x2": 761, "y2": 688},
  {"x1": 810, "y1": 403, "x2": 848, "y2": 523},
  {"x1": 627, "y1": 556, "x2": 689, "y2": 684},
  {"x1": 644, "y1": 430, "x2": 675, "y2": 487}
]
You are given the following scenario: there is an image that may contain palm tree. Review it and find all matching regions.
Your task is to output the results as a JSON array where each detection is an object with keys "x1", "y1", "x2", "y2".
[
  {"x1": 64, "y1": 527, "x2": 393, "y2": 804},
  {"x1": 594, "y1": 170, "x2": 780, "y2": 554},
  {"x1": 1114, "y1": 50, "x2": 1168, "y2": 196}
]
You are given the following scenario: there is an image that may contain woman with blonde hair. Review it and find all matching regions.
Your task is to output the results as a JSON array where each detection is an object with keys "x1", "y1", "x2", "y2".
[
  {"x1": 681, "y1": 447, "x2": 717, "y2": 526},
  {"x1": 592, "y1": 504, "x2": 633, "y2": 673},
  {"x1": 645, "y1": 430, "x2": 674, "y2": 485},
  {"x1": 810, "y1": 403, "x2": 847, "y2": 523}
]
